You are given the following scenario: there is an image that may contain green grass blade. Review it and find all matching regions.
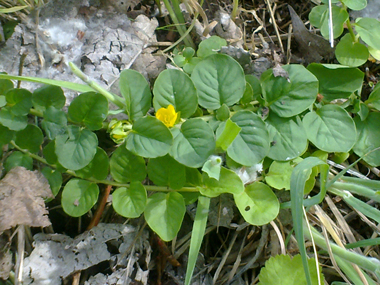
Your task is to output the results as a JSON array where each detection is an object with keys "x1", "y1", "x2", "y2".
[
  {"x1": 0, "y1": 6, "x2": 29, "y2": 13},
  {"x1": 339, "y1": 176, "x2": 380, "y2": 190},
  {"x1": 185, "y1": 195, "x2": 210, "y2": 285},
  {"x1": 345, "y1": 238, "x2": 380, "y2": 249},
  {"x1": 0, "y1": 74, "x2": 94, "y2": 93},
  {"x1": 305, "y1": 225, "x2": 380, "y2": 276},
  {"x1": 290, "y1": 157, "x2": 329, "y2": 285},
  {"x1": 334, "y1": 255, "x2": 378, "y2": 285},
  {"x1": 332, "y1": 182, "x2": 380, "y2": 203},
  {"x1": 343, "y1": 193, "x2": 380, "y2": 224},
  {"x1": 326, "y1": 156, "x2": 362, "y2": 189}
]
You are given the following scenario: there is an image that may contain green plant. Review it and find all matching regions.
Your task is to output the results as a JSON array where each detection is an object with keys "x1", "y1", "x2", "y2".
[
  {"x1": 309, "y1": 0, "x2": 380, "y2": 67},
  {"x1": 1, "y1": 34, "x2": 380, "y2": 284}
]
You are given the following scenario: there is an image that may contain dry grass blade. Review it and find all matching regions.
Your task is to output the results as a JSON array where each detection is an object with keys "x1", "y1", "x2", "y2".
[
  {"x1": 324, "y1": 195, "x2": 361, "y2": 253},
  {"x1": 264, "y1": 0, "x2": 284, "y2": 54},
  {"x1": 314, "y1": 205, "x2": 369, "y2": 285},
  {"x1": 213, "y1": 230, "x2": 238, "y2": 284},
  {"x1": 270, "y1": 220, "x2": 286, "y2": 255},
  {"x1": 227, "y1": 228, "x2": 248, "y2": 282}
]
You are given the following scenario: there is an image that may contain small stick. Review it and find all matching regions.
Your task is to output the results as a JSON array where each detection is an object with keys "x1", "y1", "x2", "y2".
[
  {"x1": 87, "y1": 184, "x2": 112, "y2": 230},
  {"x1": 15, "y1": 225, "x2": 25, "y2": 285},
  {"x1": 264, "y1": 0, "x2": 284, "y2": 54},
  {"x1": 17, "y1": 52, "x2": 28, "y2": 88}
]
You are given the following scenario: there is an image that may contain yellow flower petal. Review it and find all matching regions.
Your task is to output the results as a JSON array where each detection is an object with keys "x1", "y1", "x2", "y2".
[{"x1": 156, "y1": 104, "x2": 178, "y2": 127}]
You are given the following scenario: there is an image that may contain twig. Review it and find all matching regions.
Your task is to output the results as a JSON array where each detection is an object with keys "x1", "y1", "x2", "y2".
[
  {"x1": 264, "y1": 0, "x2": 284, "y2": 54},
  {"x1": 87, "y1": 184, "x2": 112, "y2": 230},
  {"x1": 14, "y1": 225, "x2": 25, "y2": 285},
  {"x1": 17, "y1": 52, "x2": 28, "y2": 88}
]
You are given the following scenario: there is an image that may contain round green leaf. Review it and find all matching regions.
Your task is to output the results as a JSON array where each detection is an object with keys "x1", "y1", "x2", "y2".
[
  {"x1": 335, "y1": 34, "x2": 369, "y2": 67},
  {"x1": 147, "y1": 155, "x2": 186, "y2": 190},
  {"x1": 185, "y1": 167, "x2": 202, "y2": 187},
  {"x1": 309, "y1": 5, "x2": 348, "y2": 39},
  {"x1": 266, "y1": 113, "x2": 308, "y2": 161},
  {"x1": 197, "y1": 35, "x2": 227, "y2": 58},
  {"x1": 366, "y1": 82, "x2": 380, "y2": 111},
  {"x1": 119, "y1": 69, "x2": 152, "y2": 121},
  {"x1": 0, "y1": 78, "x2": 13, "y2": 95},
  {"x1": 265, "y1": 161, "x2": 294, "y2": 190},
  {"x1": 126, "y1": 116, "x2": 173, "y2": 158},
  {"x1": 183, "y1": 57, "x2": 202, "y2": 74},
  {"x1": 4, "y1": 151, "x2": 33, "y2": 172},
  {"x1": 5, "y1": 88, "x2": 32, "y2": 116},
  {"x1": 307, "y1": 64, "x2": 364, "y2": 101},
  {"x1": 153, "y1": 69, "x2": 197, "y2": 118},
  {"x1": 303, "y1": 105, "x2": 356, "y2": 153},
  {"x1": 234, "y1": 182, "x2": 279, "y2": 226},
  {"x1": 183, "y1": 47, "x2": 195, "y2": 59},
  {"x1": 15, "y1": 124, "x2": 43, "y2": 153},
  {"x1": 261, "y1": 65, "x2": 318, "y2": 117},
  {"x1": 41, "y1": 106, "x2": 68, "y2": 140},
  {"x1": 368, "y1": 45, "x2": 380, "y2": 61},
  {"x1": 144, "y1": 192, "x2": 186, "y2": 241},
  {"x1": 55, "y1": 125, "x2": 98, "y2": 170},
  {"x1": 240, "y1": 82, "x2": 253, "y2": 105},
  {"x1": 353, "y1": 112, "x2": 380, "y2": 167},
  {"x1": 201, "y1": 155, "x2": 222, "y2": 180},
  {"x1": 32, "y1": 85, "x2": 66, "y2": 112},
  {"x1": 216, "y1": 104, "x2": 231, "y2": 121},
  {"x1": 245, "y1": 74, "x2": 262, "y2": 101},
  {"x1": 258, "y1": 255, "x2": 324, "y2": 285},
  {"x1": 112, "y1": 182, "x2": 147, "y2": 218},
  {"x1": 224, "y1": 110, "x2": 269, "y2": 166},
  {"x1": 0, "y1": 107, "x2": 27, "y2": 131},
  {"x1": 215, "y1": 119, "x2": 241, "y2": 151},
  {"x1": 169, "y1": 118, "x2": 215, "y2": 168},
  {"x1": 0, "y1": 125, "x2": 14, "y2": 144},
  {"x1": 75, "y1": 147, "x2": 109, "y2": 180},
  {"x1": 199, "y1": 167, "x2": 244, "y2": 198},
  {"x1": 61, "y1": 179, "x2": 99, "y2": 217},
  {"x1": 0, "y1": 96, "x2": 6, "y2": 107},
  {"x1": 110, "y1": 142, "x2": 146, "y2": 183},
  {"x1": 68, "y1": 92, "x2": 108, "y2": 130},
  {"x1": 191, "y1": 54, "x2": 245, "y2": 110},
  {"x1": 341, "y1": 0, "x2": 367, "y2": 10},
  {"x1": 41, "y1": 167, "x2": 62, "y2": 197},
  {"x1": 355, "y1": 18, "x2": 380, "y2": 50}
]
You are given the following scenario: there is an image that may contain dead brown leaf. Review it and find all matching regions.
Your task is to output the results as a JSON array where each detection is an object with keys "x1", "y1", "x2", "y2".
[
  {"x1": 288, "y1": 5, "x2": 334, "y2": 63},
  {"x1": 0, "y1": 167, "x2": 53, "y2": 233}
]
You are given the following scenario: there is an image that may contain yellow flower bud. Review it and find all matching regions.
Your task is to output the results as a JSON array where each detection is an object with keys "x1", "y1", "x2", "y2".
[{"x1": 155, "y1": 104, "x2": 178, "y2": 127}]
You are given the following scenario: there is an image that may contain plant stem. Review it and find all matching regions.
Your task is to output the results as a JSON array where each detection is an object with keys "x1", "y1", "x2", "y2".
[
  {"x1": 69, "y1": 62, "x2": 125, "y2": 109},
  {"x1": 345, "y1": 18, "x2": 356, "y2": 42},
  {"x1": 231, "y1": 0, "x2": 239, "y2": 20},
  {"x1": 10, "y1": 141, "x2": 199, "y2": 193}
]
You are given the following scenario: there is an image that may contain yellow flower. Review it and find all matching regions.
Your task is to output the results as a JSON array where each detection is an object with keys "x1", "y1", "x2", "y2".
[{"x1": 155, "y1": 104, "x2": 178, "y2": 127}]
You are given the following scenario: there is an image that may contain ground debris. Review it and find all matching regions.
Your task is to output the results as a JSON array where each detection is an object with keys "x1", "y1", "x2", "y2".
[
  {"x1": 0, "y1": 0, "x2": 165, "y2": 102},
  {"x1": 23, "y1": 223, "x2": 150, "y2": 285},
  {"x1": 0, "y1": 233, "x2": 12, "y2": 280},
  {"x1": 0, "y1": 167, "x2": 53, "y2": 234},
  {"x1": 288, "y1": 5, "x2": 334, "y2": 63}
]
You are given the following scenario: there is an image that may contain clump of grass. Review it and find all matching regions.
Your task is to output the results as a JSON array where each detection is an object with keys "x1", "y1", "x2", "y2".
[{"x1": 0, "y1": 0, "x2": 47, "y2": 21}]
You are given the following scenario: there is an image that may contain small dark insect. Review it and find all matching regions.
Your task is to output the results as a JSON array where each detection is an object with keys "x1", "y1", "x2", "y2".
[
  {"x1": 245, "y1": 206, "x2": 250, "y2": 211},
  {"x1": 271, "y1": 141, "x2": 277, "y2": 146},
  {"x1": 76, "y1": 30, "x2": 85, "y2": 40}
]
